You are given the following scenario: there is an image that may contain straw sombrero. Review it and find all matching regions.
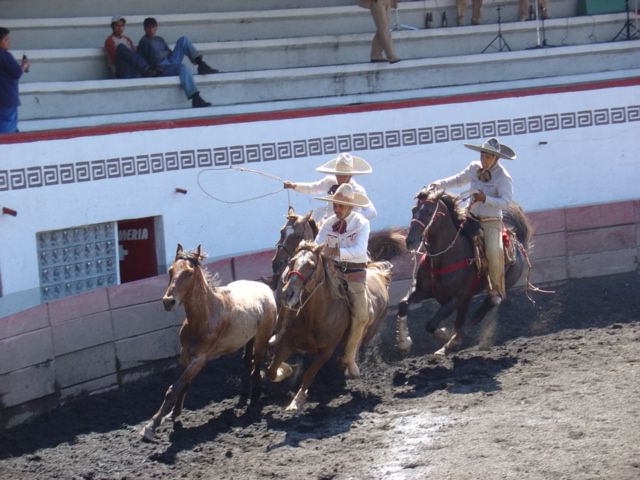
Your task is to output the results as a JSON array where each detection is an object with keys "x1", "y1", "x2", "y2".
[
  {"x1": 464, "y1": 137, "x2": 516, "y2": 160},
  {"x1": 315, "y1": 183, "x2": 371, "y2": 208},
  {"x1": 315, "y1": 152, "x2": 372, "y2": 175}
]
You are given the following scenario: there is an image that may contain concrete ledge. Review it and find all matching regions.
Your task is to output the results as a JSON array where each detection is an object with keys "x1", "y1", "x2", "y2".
[
  {"x1": 567, "y1": 224, "x2": 637, "y2": 255},
  {"x1": 48, "y1": 287, "x2": 110, "y2": 325},
  {"x1": 530, "y1": 231, "x2": 567, "y2": 260},
  {"x1": 0, "y1": 362, "x2": 56, "y2": 408},
  {"x1": 114, "y1": 327, "x2": 180, "y2": 371},
  {"x1": 51, "y1": 311, "x2": 113, "y2": 357},
  {"x1": 107, "y1": 274, "x2": 168, "y2": 309},
  {"x1": 19, "y1": 14, "x2": 627, "y2": 83},
  {"x1": 111, "y1": 301, "x2": 182, "y2": 340},
  {"x1": 567, "y1": 248, "x2": 638, "y2": 278},
  {"x1": 565, "y1": 200, "x2": 637, "y2": 231},
  {"x1": 54, "y1": 343, "x2": 117, "y2": 389},
  {"x1": 60, "y1": 373, "x2": 118, "y2": 402},
  {"x1": 0, "y1": 303, "x2": 48, "y2": 339},
  {"x1": 18, "y1": 41, "x2": 640, "y2": 121},
  {"x1": 0, "y1": 328, "x2": 54, "y2": 374}
]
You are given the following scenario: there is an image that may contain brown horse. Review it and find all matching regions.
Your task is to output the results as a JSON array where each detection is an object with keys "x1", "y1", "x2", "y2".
[
  {"x1": 267, "y1": 242, "x2": 392, "y2": 412},
  {"x1": 140, "y1": 244, "x2": 277, "y2": 440},
  {"x1": 395, "y1": 188, "x2": 534, "y2": 356}
]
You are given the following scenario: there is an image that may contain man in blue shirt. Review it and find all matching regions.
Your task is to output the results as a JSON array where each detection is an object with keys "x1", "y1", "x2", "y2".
[
  {"x1": 0, "y1": 27, "x2": 30, "y2": 133},
  {"x1": 138, "y1": 17, "x2": 217, "y2": 108}
]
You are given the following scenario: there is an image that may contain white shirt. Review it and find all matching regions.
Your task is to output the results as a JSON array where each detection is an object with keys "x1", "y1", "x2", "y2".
[
  {"x1": 315, "y1": 211, "x2": 370, "y2": 264},
  {"x1": 432, "y1": 161, "x2": 513, "y2": 218},
  {"x1": 293, "y1": 175, "x2": 377, "y2": 222}
]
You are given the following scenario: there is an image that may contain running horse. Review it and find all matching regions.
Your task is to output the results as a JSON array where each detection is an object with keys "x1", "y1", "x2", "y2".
[
  {"x1": 267, "y1": 242, "x2": 393, "y2": 411},
  {"x1": 140, "y1": 244, "x2": 277, "y2": 440},
  {"x1": 395, "y1": 187, "x2": 534, "y2": 356}
]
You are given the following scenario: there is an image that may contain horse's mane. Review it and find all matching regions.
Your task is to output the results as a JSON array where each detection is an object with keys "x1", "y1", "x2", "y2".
[
  {"x1": 417, "y1": 188, "x2": 467, "y2": 228},
  {"x1": 177, "y1": 249, "x2": 221, "y2": 290}
]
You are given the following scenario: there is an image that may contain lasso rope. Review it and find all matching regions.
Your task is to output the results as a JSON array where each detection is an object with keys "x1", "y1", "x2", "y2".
[{"x1": 197, "y1": 166, "x2": 291, "y2": 205}]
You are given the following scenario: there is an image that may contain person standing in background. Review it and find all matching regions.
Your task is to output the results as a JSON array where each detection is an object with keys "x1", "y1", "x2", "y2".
[
  {"x1": 358, "y1": 0, "x2": 401, "y2": 63},
  {"x1": 0, "y1": 27, "x2": 30, "y2": 133},
  {"x1": 519, "y1": 0, "x2": 550, "y2": 22},
  {"x1": 456, "y1": 0, "x2": 483, "y2": 26}
]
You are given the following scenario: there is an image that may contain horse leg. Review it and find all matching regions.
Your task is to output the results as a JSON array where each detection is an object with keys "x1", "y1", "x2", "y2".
[
  {"x1": 165, "y1": 383, "x2": 190, "y2": 423},
  {"x1": 140, "y1": 355, "x2": 208, "y2": 441},
  {"x1": 469, "y1": 295, "x2": 497, "y2": 328},
  {"x1": 435, "y1": 296, "x2": 471, "y2": 356},
  {"x1": 250, "y1": 315, "x2": 274, "y2": 399},
  {"x1": 240, "y1": 339, "x2": 255, "y2": 399},
  {"x1": 267, "y1": 341, "x2": 295, "y2": 383},
  {"x1": 286, "y1": 348, "x2": 334, "y2": 412},
  {"x1": 426, "y1": 297, "x2": 459, "y2": 343},
  {"x1": 395, "y1": 289, "x2": 429, "y2": 354}
]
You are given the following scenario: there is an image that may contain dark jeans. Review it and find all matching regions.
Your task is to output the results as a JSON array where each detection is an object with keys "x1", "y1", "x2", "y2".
[{"x1": 115, "y1": 44, "x2": 150, "y2": 79}]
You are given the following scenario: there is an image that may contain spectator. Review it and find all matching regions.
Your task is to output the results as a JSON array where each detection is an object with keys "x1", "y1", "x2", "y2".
[
  {"x1": 138, "y1": 17, "x2": 216, "y2": 108},
  {"x1": 357, "y1": 1, "x2": 400, "y2": 63},
  {"x1": 456, "y1": 0, "x2": 483, "y2": 26},
  {"x1": 0, "y1": 27, "x2": 29, "y2": 133},
  {"x1": 520, "y1": 0, "x2": 550, "y2": 22},
  {"x1": 104, "y1": 15, "x2": 159, "y2": 79}
]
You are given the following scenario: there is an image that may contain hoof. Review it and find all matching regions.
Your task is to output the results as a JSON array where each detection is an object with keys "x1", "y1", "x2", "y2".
[
  {"x1": 396, "y1": 336, "x2": 413, "y2": 355},
  {"x1": 344, "y1": 362, "x2": 360, "y2": 379},
  {"x1": 139, "y1": 423, "x2": 155, "y2": 441},
  {"x1": 268, "y1": 333, "x2": 280, "y2": 347},
  {"x1": 286, "y1": 391, "x2": 307, "y2": 412},
  {"x1": 272, "y1": 362, "x2": 293, "y2": 383},
  {"x1": 431, "y1": 327, "x2": 451, "y2": 343}
]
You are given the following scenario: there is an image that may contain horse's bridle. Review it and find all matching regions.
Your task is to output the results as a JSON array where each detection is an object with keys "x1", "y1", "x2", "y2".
[
  {"x1": 411, "y1": 196, "x2": 464, "y2": 258},
  {"x1": 284, "y1": 252, "x2": 325, "y2": 314}
]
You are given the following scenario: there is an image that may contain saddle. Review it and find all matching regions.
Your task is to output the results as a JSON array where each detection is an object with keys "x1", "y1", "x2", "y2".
[{"x1": 463, "y1": 214, "x2": 518, "y2": 274}]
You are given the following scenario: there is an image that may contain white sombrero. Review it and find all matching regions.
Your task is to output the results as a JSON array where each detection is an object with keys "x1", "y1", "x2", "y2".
[
  {"x1": 315, "y1": 183, "x2": 371, "y2": 208},
  {"x1": 464, "y1": 137, "x2": 516, "y2": 160},
  {"x1": 315, "y1": 152, "x2": 373, "y2": 175}
]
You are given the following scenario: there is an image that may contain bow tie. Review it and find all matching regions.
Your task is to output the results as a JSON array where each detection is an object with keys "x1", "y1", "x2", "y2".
[{"x1": 332, "y1": 219, "x2": 347, "y2": 234}]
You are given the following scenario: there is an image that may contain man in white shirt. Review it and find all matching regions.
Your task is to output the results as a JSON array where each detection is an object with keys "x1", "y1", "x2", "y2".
[
  {"x1": 314, "y1": 183, "x2": 371, "y2": 378},
  {"x1": 429, "y1": 137, "x2": 516, "y2": 305},
  {"x1": 283, "y1": 152, "x2": 377, "y2": 227}
]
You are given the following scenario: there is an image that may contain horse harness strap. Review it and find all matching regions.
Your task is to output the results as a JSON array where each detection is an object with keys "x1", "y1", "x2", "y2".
[{"x1": 421, "y1": 255, "x2": 480, "y2": 297}]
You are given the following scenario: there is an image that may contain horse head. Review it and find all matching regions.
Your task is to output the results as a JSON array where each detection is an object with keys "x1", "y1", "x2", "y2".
[
  {"x1": 163, "y1": 243, "x2": 207, "y2": 311},
  {"x1": 272, "y1": 207, "x2": 317, "y2": 278},
  {"x1": 280, "y1": 242, "x2": 325, "y2": 309},
  {"x1": 406, "y1": 187, "x2": 442, "y2": 250}
]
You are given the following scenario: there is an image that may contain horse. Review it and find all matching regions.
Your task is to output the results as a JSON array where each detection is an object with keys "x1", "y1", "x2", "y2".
[
  {"x1": 267, "y1": 242, "x2": 393, "y2": 412},
  {"x1": 140, "y1": 244, "x2": 277, "y2": 440},
  {"x1": 395, "y1": 187, "x2": 534, "y2": 356}
]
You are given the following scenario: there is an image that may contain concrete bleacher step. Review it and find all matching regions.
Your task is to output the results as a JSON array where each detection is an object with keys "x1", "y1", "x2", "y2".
[
  {"x1": 19, "y1": 41, "x2": 640, "y2": 122},
  {"x1": 0, "y1": 0, "x2": 356, "y2": 18},
  {"x1": 5, "y1": 0, "x2": 579, "y2": 50},
  {"x1": 19, "y1": 14, "x2": 630, "y2": 83}
]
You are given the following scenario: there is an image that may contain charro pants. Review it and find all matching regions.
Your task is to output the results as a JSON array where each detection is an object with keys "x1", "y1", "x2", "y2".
[
  {"x1": 456, "y1": 0, "x2": 483, "y2": 25},
  {"x1": 368, "y1": 0, "x2": 398, "y2": 61},
  {"x1": 343, "y1": 279, "x2": 369, "y2": 367},
  {"x1": 480, "y1": 217, "x2": 506, "y2": 298}
]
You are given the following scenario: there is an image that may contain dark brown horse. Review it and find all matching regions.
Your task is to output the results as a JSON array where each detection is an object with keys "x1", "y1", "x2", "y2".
[
  {"x1": 140, "y1": 244, "x2": 277, "y2": 440},
  {"x1": 395, "y1": 188, "x2": 534, "y2": 356},
  {"x1": 267, "y1": 242, "x2": 392, "y2": 411}
]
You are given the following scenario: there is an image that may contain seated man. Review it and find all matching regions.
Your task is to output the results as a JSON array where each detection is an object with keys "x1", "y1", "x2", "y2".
[
  {"x1": 104, "y1": 15, "x2": 159, "y2": 79},
  {"x1": 138, "y1": 17, "x2": 216, "y2": 108},
  {"x1": 314, "y1": 183, "x2": 372, "y2": 379}
]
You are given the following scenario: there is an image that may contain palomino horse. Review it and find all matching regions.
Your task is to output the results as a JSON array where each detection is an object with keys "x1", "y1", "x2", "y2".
[
  {"x1": 267, "y1": 242, "x2": 393, "y2": 411},
  {"x1": 395, "y1": 188, "x2": 533, "y2": 356},
  {"x1": 140, "y1": 244, "x2": 277, "y2": 440}
]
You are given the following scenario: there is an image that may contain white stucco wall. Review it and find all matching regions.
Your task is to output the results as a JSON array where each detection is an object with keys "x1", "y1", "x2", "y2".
[{"x1": 1, "y1": 82, "x2": 638, "y2": 314}]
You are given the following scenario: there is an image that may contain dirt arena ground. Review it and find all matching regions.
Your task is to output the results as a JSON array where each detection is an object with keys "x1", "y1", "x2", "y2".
[{"x1": 1, "y1": 271, "x2": 639, "y2": 480}]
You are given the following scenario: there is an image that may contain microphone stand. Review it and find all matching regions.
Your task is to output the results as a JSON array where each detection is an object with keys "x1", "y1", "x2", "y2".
[
  {"x1": 612, "y1": 0, "x2": 639, "y2": 41},
  {"x1": 482, "y1": 6, "x2": 511, "y2": 53}
]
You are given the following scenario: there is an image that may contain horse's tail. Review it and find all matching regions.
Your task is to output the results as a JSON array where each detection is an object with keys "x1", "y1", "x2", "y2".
[
  {"x1": 503, "y1": 203, "x2": 533, "y2": 249},
  {"x1": 368, "y1": 228, "x2": 406, "y2": 261}
]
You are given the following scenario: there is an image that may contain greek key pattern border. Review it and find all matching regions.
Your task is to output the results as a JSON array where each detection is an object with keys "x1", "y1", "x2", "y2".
[{"x1": 2, "y1": 105, "x2": 638, "y2": 192}]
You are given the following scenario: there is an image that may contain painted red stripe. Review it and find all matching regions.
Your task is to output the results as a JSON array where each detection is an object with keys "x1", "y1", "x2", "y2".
[{"x1": 2, "y1": 76, "x2": 639, "y2": 145}]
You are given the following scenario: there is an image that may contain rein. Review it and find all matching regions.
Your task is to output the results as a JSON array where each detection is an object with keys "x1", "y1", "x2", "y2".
[
  {"x1": 285, "y1": 261, "x2": 326, "y2": 315},
  {"x1": 414, "y1": 198, "x2": 465, "y2": 258}
]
